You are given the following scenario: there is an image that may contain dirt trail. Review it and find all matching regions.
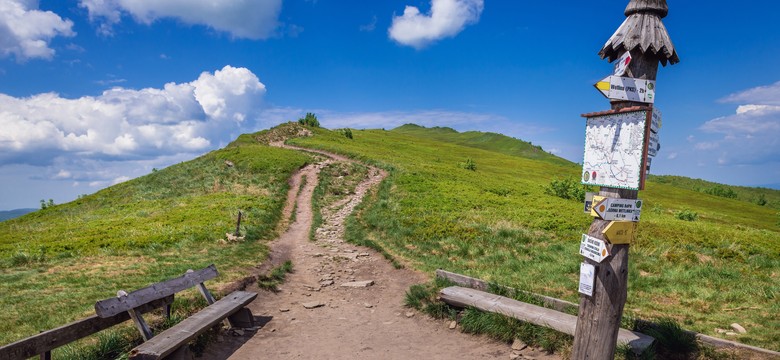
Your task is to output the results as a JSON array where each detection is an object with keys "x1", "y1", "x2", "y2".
[{"x1": 203, "y1": 143, "x2": 558, "y2": 359}]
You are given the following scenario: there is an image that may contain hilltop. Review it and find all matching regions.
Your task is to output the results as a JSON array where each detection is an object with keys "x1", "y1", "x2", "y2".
[{"x1": 392, "y1": 124, "x2": 574, "y2": 167}]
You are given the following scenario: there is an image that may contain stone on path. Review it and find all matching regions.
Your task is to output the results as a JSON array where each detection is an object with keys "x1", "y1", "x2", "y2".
[
  {"x1": 449, "y1": 321, "x2": 457, "y2": 330},
  {"x1": 730, "y1": 323, "x2": 747, "y2": 334},
  {"x1": 279, "y1": 307, "x2": 290, "y2": 312},
  {"x1": 302, "y1": 301, "x2": 326, "y2": 309},
  {"x1": 511, "y1": 339, "x2": 528, "y2": 351},
  {"x1": 405, "y1": 311, "x2": 415, "y2": 318},
  {"x1": 340, "y1": 280, "x2": 374, "y2": 288}
]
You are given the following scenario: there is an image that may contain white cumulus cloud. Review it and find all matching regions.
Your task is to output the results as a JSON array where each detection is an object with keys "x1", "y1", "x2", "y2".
[
  {"x1": 695, "y1": 81, "x2": 780, "y2": 166},
  {"x1": 0, "y1": 0, "x2": 75, "y2": 61},
  {"x1": 0, "y1": 65, "x2": 266, "y2": 165},
  {"x1": 79, "y1": 0, "x2": 282, "y2": 39},
  {"x1": 388, "y1": 0, "x2": 483, "y2": 49}
]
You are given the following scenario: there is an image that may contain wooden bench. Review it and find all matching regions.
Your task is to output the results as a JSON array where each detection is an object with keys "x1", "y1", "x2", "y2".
[{"x1": 94, "y1": 264, "x2": 257, "y2": 360}]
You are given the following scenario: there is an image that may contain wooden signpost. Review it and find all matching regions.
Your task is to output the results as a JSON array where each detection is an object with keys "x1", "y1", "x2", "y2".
[{"x1": 572, "y1": 1, "x2": 679, "y2": 358}]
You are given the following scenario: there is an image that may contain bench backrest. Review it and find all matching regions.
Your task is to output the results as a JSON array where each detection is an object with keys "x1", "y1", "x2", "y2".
[{"x1": 95, "y1": 265, "x2": 218, "y2": 318}]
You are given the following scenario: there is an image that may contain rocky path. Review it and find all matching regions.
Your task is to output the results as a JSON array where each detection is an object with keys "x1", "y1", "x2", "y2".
[{"x1": 202, "y1": 144, "x2": 558, "y2": 359}]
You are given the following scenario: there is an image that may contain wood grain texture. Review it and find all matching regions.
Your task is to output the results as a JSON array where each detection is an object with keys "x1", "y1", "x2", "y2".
[
  {"x1": 435, "y1": 269, "x2": 578, "y2": 313},
  {"x1": 0, "y1": 296, "x2": 173, "y2": 360},
  {"x1": 439, "y1": 287, "x2": 654, "y2": 351},
  {"x1": 95, "y1": 265, "x2": 218, "y2": 318},
  {"x1": 128, "y1": 291, "x2": 257, "y2": 360},
  {"x1": 599, "y1": 0, "x2": 679, "y2": 66}
]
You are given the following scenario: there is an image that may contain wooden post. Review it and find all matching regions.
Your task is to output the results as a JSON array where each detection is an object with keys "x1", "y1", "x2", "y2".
[
  {"x1": 234, "y1": 210, "x2": 243, "y2": 236},
  {"x1": 572, "y1": 1, "x2": 678, "y2": 358}
]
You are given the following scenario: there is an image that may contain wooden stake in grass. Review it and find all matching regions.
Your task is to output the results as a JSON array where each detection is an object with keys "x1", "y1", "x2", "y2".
[
  {"x1": 572, "y1": 1, "x2": 679, "y2": 358},
  {"x1": 234, "y1": 210, "x2": 243, "y2": 237}
]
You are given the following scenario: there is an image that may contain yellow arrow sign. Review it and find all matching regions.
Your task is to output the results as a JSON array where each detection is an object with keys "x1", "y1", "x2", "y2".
[
  {"x1": 602, "y1": 221, "x2": 637, "y2": 244},
  {"x1": 590, "y1": 195, "x2": 605, "y2": 217}
]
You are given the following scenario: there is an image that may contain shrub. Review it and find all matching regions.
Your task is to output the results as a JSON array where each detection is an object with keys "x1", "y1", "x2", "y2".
[
  {"x1": 297, "y1": 112, "x2": 320, "y2": 127},
  {"x1": 341, "y1": 128, "x2": 353, "y2": 139},
  {"x1": 39, "y1": 199, "x2": 55, "y2": 209},
  {"x1": 675, "y1": 209, "x2": 698, "y2": 221},
  {"x1": 545, "y1": 177, "x2": 590, "y2": 202},
  {"x1": 756, "y1": 194, "x2": 767, "y2": 206},
  {"x1": 459, "y1": 158, "x2": 477, "y2": 171},
  {"x1": 702, "y1": 185, "x2": 737, "y2": 199}
]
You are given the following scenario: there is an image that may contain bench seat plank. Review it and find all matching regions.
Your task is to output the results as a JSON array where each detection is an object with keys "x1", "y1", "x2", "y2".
[
  {"x1": 95, "y1": 265, "x2": 218, "y2": 318},
  {"x1": 129, "y1": 291, "x2": 257, "y2": 360}
]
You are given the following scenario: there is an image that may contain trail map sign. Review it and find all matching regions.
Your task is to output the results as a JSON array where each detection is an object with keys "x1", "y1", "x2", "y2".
[
  {"x1": 579, "y1": 234, "x2": 610, "y2": 263},
  {"x1": 594, "y1": 76, "x2": 656, "y2": 103},
  {"x1": 582, "y1": 110, "x2": 650, "y2": 190}
]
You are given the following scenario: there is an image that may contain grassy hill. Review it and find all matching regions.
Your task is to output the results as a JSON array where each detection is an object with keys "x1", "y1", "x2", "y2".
[
  {"x1": 289, "y1": 126, "x2": 780, "y2": 351},
  {"x1": 392, "y1": 124, "x2": 574, "y2": 167},
  {"x1": 648, "y1": 175, "x2": 780, "y2": 210},
  {"x1": 1, "y1": 122, "x2": 778, "y2": 352},
  {"x1": 0, "y1": 131, "x2": 312, "y2": 346}
]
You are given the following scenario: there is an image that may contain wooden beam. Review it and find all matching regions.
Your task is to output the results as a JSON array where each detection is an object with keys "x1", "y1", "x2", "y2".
[
  {"x1": 95, "y1": 265, "x2": 218, "y2": 318},
  {"x1": 0, "y1": 296, "x2": 173, "y2": 360},
  {"x1": 435, "y1": 269, "x2": 578, "y2": 313},
  {"x1": 129, "y1": 291, "x2": 257, "y2": 360},
  {"x1": 439, "y1": 286, "x2": 655, "y2": 352}
]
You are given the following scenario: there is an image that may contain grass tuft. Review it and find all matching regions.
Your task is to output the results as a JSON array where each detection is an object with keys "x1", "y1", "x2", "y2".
[{"x1": 257, "y1": 260, "x2": 294, "y2": 292}]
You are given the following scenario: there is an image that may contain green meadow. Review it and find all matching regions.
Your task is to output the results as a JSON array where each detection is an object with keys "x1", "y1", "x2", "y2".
[
  {"x1": 0, "y1": 138, "x2": 312, "y2": 346},
  {"x1": 1, "y1": 122, "x2": 778, "y2": 352},
  {"x1": 289, "y1": 125, "x2": 780, "y2": 351}
]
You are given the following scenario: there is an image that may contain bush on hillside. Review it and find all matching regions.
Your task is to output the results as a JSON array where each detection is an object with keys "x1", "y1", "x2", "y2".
[
  {"x1": 340, "y1": 128, "x2": 353, "y2": 139},
  {"x1": 459, "y1": 158, "x2": 477, "y2": 171},
  {"x1": 545, "y1": 177, "x2": 590, "y2": 202},
  {"x1": 675, "y1": 209, "x2": 698, "y2": 221},
  {"x1": 702, "y1": 185, "x2": 737, "y2": 199},
  {"x1": 298, "y1": 112, "x2": 320, "y2": 127}
]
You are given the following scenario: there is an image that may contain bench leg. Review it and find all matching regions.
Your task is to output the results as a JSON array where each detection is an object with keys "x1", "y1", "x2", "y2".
[{"x1": 227, "y1": 308, "x2": 255, "y2": 328}]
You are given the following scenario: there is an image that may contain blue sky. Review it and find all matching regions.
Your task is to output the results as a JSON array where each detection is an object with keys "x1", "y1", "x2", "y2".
[{"x1": 1, "y1": 0, "x2": 779, "y2": 210}]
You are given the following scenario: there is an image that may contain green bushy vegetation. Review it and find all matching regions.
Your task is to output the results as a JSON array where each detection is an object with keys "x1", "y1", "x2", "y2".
[
  {"x1": 650, "y1": 175, "x2": 780, "y2": 210},
  {"x1": 290, "y1": 126, "x2": 780, "y2": 351},
  {"x1": 298, "y1": 112, "x2": 320, "y2": 127},
  {"x1": 545, "y1": 177, "x2": 592, "y2": 202},
  {"x1": 0, "y1": 139, "x2": 311, "y2": 345}
]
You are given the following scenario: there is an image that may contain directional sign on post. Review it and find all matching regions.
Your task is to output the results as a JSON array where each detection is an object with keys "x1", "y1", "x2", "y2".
[
  {"x1": 592, "y1": 196, "x2": 643, "y2": 222},
  {"x1": 648, "y1": 132, "x2": 660, "y2": 157},
  {"x1": 613, "y1": 51, "x2": 632, "y2": 76},
  {"x1": 602, "y1": 221, "x2": 637, "y2": 244},
  {"x1": 594, "y1": 76, "x2": 656, "y2": 103},
  {"x1": 580, "y1": 234, "x2": 610, "y2": 263},
  {"x1": 651, "y1": 108, "x2": 662, "y2": 133},
  {"x1": 578, "y1": 262, "x2": 596, "y2": 296}
]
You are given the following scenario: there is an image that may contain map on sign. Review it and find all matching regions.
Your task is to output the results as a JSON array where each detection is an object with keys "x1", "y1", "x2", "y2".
[{"x1": 582, "y1": 110, "x2": 649, "y2": 190}]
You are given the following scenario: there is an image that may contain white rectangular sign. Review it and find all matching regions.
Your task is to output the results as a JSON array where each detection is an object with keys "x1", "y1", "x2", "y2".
[
  {"x1": 594, "y1": 76, "x2": 656, "y2": 104},
  {"x1": 580, "y1": 234, "x2": 610, "y2": 263},
  {"x1": 593, "y1": 198, "x2": 643, "y2": 222},
  {"x1": 579, "y1": 262, "x2": 595, "y2": 296}
]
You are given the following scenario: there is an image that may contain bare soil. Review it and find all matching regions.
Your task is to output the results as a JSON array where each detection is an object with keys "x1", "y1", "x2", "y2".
[{"x1": 202, "y1": 144, "x2": 560, "y2": 360}]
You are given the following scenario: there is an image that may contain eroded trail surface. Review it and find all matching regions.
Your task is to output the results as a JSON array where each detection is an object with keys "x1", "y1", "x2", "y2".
[{"x1": 203, "y1": 144, "x2": 518, "y2": 359}]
